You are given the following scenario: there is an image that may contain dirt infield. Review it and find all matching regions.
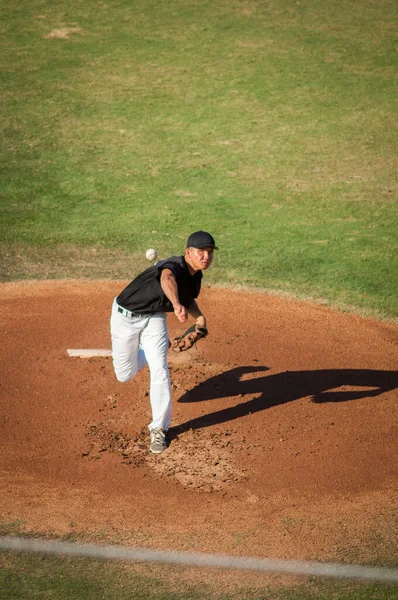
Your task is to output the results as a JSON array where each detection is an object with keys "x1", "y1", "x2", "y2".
[{"x1": 1, "y1": 281, "x2": 397, "y2": 565}]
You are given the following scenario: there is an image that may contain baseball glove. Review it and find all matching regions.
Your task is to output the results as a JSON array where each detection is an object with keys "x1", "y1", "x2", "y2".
[{"x1": 171, "y1": 324, "x2": 208, "y2": 353}]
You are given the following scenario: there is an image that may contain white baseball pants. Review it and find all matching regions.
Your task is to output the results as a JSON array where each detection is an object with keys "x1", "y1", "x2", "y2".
[{"x1": 110, "y1": 299, "x2": 172, "y2": 431}]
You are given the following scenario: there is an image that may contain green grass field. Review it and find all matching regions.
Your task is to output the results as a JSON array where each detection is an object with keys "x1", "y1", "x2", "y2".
[
  {"x1": 0, "y1": 0, "x2": 397, "y2": 318},
  {"x1": 0, "y1": 0, "x2": 397, "y2": 597},
  {"x1": 1, "y1": 550, "x2": 397, "y2": 600}
]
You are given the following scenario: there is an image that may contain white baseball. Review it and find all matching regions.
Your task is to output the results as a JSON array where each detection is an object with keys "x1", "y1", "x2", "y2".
[{"x1": 145, "y1": 248, "x2": 157, "y2": 262}]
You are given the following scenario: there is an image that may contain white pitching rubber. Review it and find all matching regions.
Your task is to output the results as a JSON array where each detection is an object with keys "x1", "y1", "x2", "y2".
[{"x1": 67, "y1": 349, "x2": 112, "y2": 358}]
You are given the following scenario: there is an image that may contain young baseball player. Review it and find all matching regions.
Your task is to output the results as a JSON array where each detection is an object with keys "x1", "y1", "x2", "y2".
[{"x1": 110, "y1": 231, "x2": 217, "y2": 454}]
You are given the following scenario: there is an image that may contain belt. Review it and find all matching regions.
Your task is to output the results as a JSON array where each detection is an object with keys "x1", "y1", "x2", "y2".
[{"x1": 117, "y1": 305, "x2": 136, "y2": 318}]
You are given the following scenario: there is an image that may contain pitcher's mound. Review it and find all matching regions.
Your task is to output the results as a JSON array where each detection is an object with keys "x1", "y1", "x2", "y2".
[{"x1": 1, "y1": 280, "x2": 397, "y2": 563}]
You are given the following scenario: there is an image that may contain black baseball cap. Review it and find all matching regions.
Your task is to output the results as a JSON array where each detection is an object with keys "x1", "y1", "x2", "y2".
[{"x1": 186, "y1": 231, "x2": 218, "y2": 250}]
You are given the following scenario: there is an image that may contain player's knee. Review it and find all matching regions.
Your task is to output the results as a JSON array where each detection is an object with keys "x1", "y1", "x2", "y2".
[
  {"x1": 150, "y1": 365, "x2": 170, "y2": 386},
  {"x1": 112, "y1": 356, "x2": 138, "y2": 383},
  {"x1": 115, "y1": 372, "x2": 131, "y2": 383},
  {"x1": 113, "y1": 364, "x2": 136, "y2": 383}
]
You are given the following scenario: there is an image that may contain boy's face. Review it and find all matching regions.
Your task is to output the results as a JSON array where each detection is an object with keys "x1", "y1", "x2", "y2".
[{"x1": 185, "y1": 246, "x2": 214, "y2": 271}]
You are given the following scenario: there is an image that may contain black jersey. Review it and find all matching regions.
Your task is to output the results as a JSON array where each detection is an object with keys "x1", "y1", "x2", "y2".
[{"x1": 116, "y1": 255, "x2": 202, "y2": 314}]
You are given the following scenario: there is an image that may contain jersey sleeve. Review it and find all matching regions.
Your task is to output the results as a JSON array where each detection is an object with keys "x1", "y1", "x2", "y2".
[{"x1": 156, "y1": 257, "x2": 184, "y2": 280}]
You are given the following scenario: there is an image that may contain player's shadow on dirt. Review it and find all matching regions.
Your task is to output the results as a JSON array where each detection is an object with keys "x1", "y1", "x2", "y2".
[{"x1": 171, "y1": 367, "x2": 398, "y2": 434}]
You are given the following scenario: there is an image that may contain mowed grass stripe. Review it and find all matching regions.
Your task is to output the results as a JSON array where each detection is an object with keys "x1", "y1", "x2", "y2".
[{"x1": 0, "y1": 0, "x2": 396, "y2": 318}]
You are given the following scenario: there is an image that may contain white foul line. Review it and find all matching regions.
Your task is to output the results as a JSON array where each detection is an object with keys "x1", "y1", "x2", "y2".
[{"x1": 0, "y1": 536, "x2": 397, "y2": 583}]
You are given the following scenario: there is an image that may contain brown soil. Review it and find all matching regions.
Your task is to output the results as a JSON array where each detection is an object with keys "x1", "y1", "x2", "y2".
[{"x1": 1, "y1": 280, "x2": 397, "y2": 567}]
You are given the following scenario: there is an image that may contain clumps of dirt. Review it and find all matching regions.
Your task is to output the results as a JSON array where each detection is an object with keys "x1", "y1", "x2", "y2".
[
  {"x1": 45, "y1": 27, "x2": 83, "y2": 40},
  {"x1": 82, "y1": 423, "x2": 246, "y2": 493},
  {"x1": 148, "y1": 428, "x2": 247, "y2": 492},
  {"x1": 82, "y1": 423, "x2": 148, "y2": 467}
]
